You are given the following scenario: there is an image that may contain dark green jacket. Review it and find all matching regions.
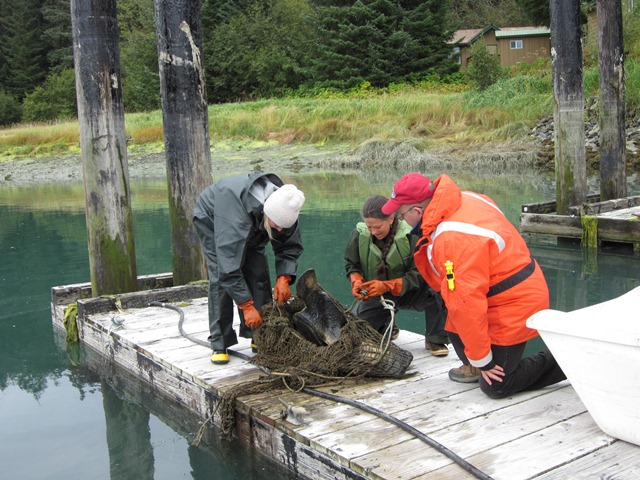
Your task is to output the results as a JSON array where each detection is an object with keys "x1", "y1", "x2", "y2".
[
  {"x1": 194, "y1": 172, "x2": 303, "y2": 304},
  {"x1": 344, "y1": 220, "x2": 425, "y2": 296}
]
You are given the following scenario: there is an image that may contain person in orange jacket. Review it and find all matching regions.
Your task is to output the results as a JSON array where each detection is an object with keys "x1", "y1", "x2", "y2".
[
  {"x1": 193, "y1": 172, "x2": 305, "y2": 365},
  {"x1": 344, "y1": 195, "x2": 449, "y2": 355},
  {"x1": 381, "y1": 172, "x2": 566, "y2": 398}
]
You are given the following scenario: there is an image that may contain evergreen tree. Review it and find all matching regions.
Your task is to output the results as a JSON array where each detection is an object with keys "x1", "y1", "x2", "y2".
[
  {"x1": 0, "y1": 0, "x2": 49, "y2": 100},
  {"x1": 448, "y1": 0, "x2": 531, "y2": 29},
  {"x1": 117, "y1": 0, "x2": 160, "y2": 111},
  {"x1": 0, "y1": 1, "x2": 8, "y2": 91},
  {"x1": 520, "y1": 0, "x2": 551, "y2": 27},
  {"x1": 204, "y1": 0, "x2": 317, "y2": 102},
  {"x1": 41, "y1": 0, "x2": 74, "y2": 74},
  {"x1": 201, "y1": 0, "x2": 254, "y2": 30},
  {"x1": 312, "y1": 0, "x2": 458, "y2": 89}
]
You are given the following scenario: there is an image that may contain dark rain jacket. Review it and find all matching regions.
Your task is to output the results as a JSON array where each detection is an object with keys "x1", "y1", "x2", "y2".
[{"x1": 193, "y1": 172, "x2": 303, "y2": 305}]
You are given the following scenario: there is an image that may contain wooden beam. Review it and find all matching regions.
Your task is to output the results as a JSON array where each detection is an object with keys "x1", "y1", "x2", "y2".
[{"x1": 568, "y1": 196, "x2": 640, "y2": 215}]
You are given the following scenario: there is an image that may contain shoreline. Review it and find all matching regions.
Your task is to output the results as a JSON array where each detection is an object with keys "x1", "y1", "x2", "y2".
[{"x1": 0, "y1": 139, "x2": 551, "y2": 187}]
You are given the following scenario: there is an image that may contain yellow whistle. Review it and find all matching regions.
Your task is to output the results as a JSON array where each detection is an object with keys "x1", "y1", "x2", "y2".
[{"x1": 445, "y1": 260, "x2": 455, "y2": 291}]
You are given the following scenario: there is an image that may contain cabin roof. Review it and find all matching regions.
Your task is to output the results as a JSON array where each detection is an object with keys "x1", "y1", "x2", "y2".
[
  {"x1": 450, "y1": 25, "x2": 550, "y2": 45},
  {"x1": 496, "y1": 27, "x2": 551, "y2": 38}
]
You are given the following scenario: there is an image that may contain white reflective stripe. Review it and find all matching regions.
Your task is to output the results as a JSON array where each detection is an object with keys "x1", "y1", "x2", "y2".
[
  {"x1": 427, "y1": 243, "x2": 439, "y2": 277},
  {"x1": 469, "y1": 350, "x2": 493, "y2": 368},
  {"x1": 462, "y1": 191, "x2": 504, "y2": 215},
  {"x1": 424, "y1": 194, "x2": 505, "y2": 276},
  {"x1": 434, "y1": 221, "x2": 506, "y2": 253}
]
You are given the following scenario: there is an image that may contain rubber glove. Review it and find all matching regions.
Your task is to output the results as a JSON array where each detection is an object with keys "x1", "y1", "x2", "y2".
[
  {"x1": 350, "y1": 273, "x2": 365, "y2": 299},
  {"x1": 273, "y1": 275, "x2": 292, "y2": 306},
  {"x1": 239, "y1": 299, "x2": 262, "y2": 329},
  {"x1": 360, "y1": 278, "x2": 403, "y2": 298}
]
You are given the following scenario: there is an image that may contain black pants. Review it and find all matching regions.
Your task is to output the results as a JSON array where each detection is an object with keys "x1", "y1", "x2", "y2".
[
  {"x1": 352, "y1": 286, "x2": 449, "y2": 344},
  {"x1": 449, "y1": 332, "x2": 567, "y2": 399},
  {"x1": 194, "y1": 216, "x2": 272, "y2": 351}
]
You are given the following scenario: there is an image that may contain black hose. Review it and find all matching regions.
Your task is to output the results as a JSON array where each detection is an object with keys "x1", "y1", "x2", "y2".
[
  {"x1": 148, "y1": 301, "x2": 250, "y2": 359},
  {"x1": 301, "y1": 387, "x2": 494, "y2": 480},
  {"x1": 149, "y1": 301, "x2": 494, "y2": 480}
]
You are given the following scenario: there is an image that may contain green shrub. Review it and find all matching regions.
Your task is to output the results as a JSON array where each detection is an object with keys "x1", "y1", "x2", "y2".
[
  {"x1": 625, "y1": 59, "x2": 640, "y2": 112},
  {"x1": 22, "y1": 68, "x2": 77, "y2": 123},
  {"x1": 0, "y1": 91, "x2": 22, "y2": 126},
  {"x1": 465, "y1": 38, "x2": 505, "y2": 91}
]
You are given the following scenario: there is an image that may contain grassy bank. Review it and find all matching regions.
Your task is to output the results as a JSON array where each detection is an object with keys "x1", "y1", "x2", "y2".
[{"x1": 1, "y1": 59, "x2": 639, "y2": 160}]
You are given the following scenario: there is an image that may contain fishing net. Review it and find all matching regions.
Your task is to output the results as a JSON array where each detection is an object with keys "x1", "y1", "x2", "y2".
[{"x1": 213, "y1": 270, "x2": 414, "y2": 438}]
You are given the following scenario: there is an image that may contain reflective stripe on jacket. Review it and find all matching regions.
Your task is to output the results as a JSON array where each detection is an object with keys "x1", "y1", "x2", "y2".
[{"x1": 413, "y1": 174, "x2": 548, "y2": 368}]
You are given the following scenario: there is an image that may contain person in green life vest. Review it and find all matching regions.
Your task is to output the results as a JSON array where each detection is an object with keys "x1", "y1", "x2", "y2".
[{"x1": 344, "y1": 195, "x2": 450, "y2": 356}]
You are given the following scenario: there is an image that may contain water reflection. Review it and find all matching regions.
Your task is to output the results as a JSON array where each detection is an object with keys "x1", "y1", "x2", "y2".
[{"x1": 2, "y1": 168, "x2": 640, "y2": 479}]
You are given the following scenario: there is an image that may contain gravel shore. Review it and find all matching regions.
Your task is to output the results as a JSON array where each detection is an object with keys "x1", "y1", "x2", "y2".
[
  {"x1": 0, "y1": 143, "x2": 351, "y2": 186},
  {"x1": 0, "y1": 139, "x2": 550, "y2": 187}
]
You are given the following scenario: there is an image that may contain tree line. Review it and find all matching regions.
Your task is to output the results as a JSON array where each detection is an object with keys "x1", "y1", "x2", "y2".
[{"x1": 0, "y1": 0, "x2": 548, "y2": 127}]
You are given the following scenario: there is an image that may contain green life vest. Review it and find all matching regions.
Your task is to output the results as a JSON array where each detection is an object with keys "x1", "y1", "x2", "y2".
[{"x1": 356, "y1": 220, "x2": 412, "y2": 280}]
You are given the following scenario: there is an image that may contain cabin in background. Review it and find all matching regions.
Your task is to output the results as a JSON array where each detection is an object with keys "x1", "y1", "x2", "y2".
[{"x1": 450, "y1": 25, "x2": 551, "y2": 70}]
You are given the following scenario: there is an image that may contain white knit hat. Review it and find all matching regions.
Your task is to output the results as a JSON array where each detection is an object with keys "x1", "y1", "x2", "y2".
[{"x1": 263, "y1": 184, "x2": 305, "y2": 228}]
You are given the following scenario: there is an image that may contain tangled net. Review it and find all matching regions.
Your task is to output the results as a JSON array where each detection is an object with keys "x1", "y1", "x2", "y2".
[{"x1": 213, "y1": 290, "x2": 414, "y2": 438}]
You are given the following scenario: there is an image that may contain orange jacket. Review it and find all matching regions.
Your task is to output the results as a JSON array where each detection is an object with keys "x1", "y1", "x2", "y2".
[{"x1": 413, "y1": 175, "x2": 548, "y2": 368}]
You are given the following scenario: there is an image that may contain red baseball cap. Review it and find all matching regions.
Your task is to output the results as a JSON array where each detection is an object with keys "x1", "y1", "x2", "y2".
[{"x1": 381, "y1": 173, "x2": 435, "y2": 215}]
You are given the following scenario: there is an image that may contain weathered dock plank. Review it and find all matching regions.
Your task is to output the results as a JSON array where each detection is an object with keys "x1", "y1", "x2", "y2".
[
  {"x1": 520, "y1": 196, "x2": 640, "y2": 246},
  {"x1": 568, "y1": 195, "x2": 640, "y2": 215},
  {"x1": 536, "y1": 439, "x2": 640, "y2": 479},
  {"x1": 51, "y1": 277, "x2": 640, "y2": 480},
  {"x1": 423, "y1": 412, "x2": 614, "y2": 480}
]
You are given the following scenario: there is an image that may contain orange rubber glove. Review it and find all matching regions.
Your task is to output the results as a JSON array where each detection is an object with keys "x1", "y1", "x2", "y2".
[
  {"x1": 360, "y1": 278, "x2": 403, "y2": 298},
  {"x1": 239, "y1": 299, "x2": 262, "y2": 329},
  {"x1": 350, "y1": 273, "x2": 365, "y2": 299},
  {"x1": 273, "y1": 275, "x2": 292, "y2": 306}
]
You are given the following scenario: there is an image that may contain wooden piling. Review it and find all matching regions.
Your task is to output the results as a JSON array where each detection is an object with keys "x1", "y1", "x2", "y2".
[
  {"x1": 154, "y1": 0, "x2": 212, "y2": 285},
  {"x1": 550, "y1": 0, "x2": 587, "y2": 215},
  {"x1": 70, "y1": 0, "x2": 137, "y2": 296},
  {"x1": 598, "y1": 0, "x2": 627, "y2": 200}
]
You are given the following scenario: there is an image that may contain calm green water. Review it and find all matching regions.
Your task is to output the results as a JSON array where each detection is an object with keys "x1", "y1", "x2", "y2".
[{"x1": 2, "y1": 168, "x2": 640, "y2": 479}]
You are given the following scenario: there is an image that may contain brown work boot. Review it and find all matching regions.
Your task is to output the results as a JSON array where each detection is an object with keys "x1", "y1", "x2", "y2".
[
  {"x1": 425, "y1": 340, "x2": 449, "y2": 356},
  {"x1": 448, "y1": 364, "x2": 480, "y2": 383}
]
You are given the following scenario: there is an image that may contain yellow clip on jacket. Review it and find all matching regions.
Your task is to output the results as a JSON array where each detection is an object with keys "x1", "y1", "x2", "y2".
[{"x1": 413, "y1": 174, "x2": 549, "y2": 369}]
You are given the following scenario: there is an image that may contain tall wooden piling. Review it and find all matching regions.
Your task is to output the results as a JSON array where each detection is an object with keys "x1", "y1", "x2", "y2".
[
  {"x1": 70, "y1": 0, "x2": 137, "y2": 296},
  {"x1": 550, "y1": 0, "x2": 587, "y2": 215},
  {"x1": 154, "y1": 0, "x2": 211, "y2": 285},
  {"x1": 598, "y1": 0, "x2": 627, "y2": 200}
]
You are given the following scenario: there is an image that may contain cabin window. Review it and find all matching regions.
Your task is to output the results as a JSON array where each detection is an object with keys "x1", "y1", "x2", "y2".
[
  {"x1": 510, "y1": 39, "x2": 523, "y2": 49},
  {"x1": 451, "y1": 46, "x2": 461, "y2": 64}
]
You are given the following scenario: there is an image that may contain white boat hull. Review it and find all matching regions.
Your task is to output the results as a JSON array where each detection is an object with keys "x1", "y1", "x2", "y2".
[{"x1": 527, "y1": 286, "x2": 640, "y2": 446}]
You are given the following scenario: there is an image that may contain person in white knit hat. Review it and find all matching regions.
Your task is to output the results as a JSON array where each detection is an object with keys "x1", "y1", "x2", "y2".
[{"x1": 193, "y1": 172, "x2": 305, "y2": 365}]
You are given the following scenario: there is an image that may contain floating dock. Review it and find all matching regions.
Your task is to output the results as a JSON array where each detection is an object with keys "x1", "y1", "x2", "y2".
[
  {"x1": 520, "y1": 194, "x2": 640, "y2": 250},
  {"x1": 51, "y1": 274, "x2": 640, "y2": 480}
]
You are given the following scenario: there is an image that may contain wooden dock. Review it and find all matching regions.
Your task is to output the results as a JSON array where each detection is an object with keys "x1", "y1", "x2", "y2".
[
  {"x1": 520, "y1": 195, "x2": 640, "y2": 249},
  {"x1": 51, "y1": 275, "x2": 640, "y2": 480}
]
